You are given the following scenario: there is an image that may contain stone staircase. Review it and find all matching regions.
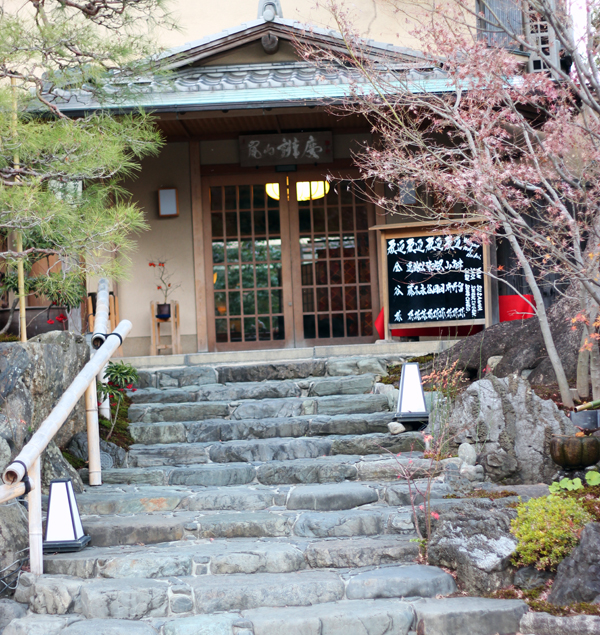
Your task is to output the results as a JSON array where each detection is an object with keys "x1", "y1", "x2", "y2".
[{"x1": 8, "y1": 355, "x2": 528, "y2": 635}]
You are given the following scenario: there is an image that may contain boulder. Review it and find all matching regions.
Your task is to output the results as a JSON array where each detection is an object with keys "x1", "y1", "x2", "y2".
[
  {"x1": 458, "y1": 443, "x2": 477, "y2": 466},
  {"x1": 42, "y1": 441, "x2": 84, "y2": 493},
  {"x1": 446, "y1": 374, "x2": 574, "y2": 484},
  {"x1": 427, "y1": 504, "x2": 517, "y2": 594},
  {"x1": 68, "y1": 432, "x2": 127, "y2": 469},
  {"x1": 0, "y1": 501, "x2": 28, "y2": 574},
  {"x1": 0, "y1": 598, "x2": 27, "y2": 632},
  {"x1": 548, "y1": 522, "x2": 600, "y2": 605}
]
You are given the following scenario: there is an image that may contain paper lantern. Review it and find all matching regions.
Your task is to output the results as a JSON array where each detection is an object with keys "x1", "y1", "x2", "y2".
[
  {"x1": 395, "y1": 362, "x2": 429, "y2": 423},
  {"x1": 43, "y1": 479, "x2": 91, "y2": 553}
]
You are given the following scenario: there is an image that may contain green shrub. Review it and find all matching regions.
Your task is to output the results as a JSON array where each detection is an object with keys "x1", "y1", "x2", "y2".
[{"x1": 511, "y1": 495, "x2": 592, "y2": 571}]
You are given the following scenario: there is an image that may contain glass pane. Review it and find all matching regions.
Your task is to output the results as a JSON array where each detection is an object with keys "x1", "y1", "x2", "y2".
[
  {"x1": 358, "y1": 259, "x2": 371, "y2": 283},
  {"x1": 302, "y1": 288, "x2": 314, "y2": 312},
  {"x1": 244, "y1": 317, "x2": 256, "y2": 341},
  {"x1": 240, "y1": 240, "x2": 253, "y2": 263},
  {"x1": 257, "y1": 289, "x2": 270, "y2": 314},
  {"x1": 226, "y1": 212, "x2": 238, "y2": 238},
  {"x1": 360, "y1": 286, "x2": 372, "y2": 310},
  {"x1": 318, "y1": 314, "x2": 330, "y2": 338},
  {"x1": 330, "y1": 260, "x2": 342, "y2": 285},
  {"x1": 239, "y1": 185, "x2": 251, "y2": 210},
  {"x1": 357, "y1": 232, "x2": 369, "y2": 257},
  {"x1": 254, "y1": 210, "x2": 266, "y2": 235},
  {"x1": 213, "y1": 266, "x2": 225, "y2": 290},
  {"x1": 300, "y1": 237, "x2": 313, "y2": 261},
  {"x1": 343, "y1": 234, "x2": 355, "y2": 258},
  {"x1": 228, "y1": 291, "x2": 241, "y2": 316},
  {"x1": 332, "y1": 313, "x2": 345, "y2": 338},
  {"x1": 299, "y1": 209, "x2": 311, "y2": 233},
  {"x1": 344, "y1": 260, "x2": 357, "y2": 284},
  {"x1": 255, "y1": 239, "x2": 268, "y2": 261},
  {"x1": 301, "y1": 263, "x2": 313, "y2": 286},
  {"x1": 256, "y1": 263, "x2": 269, "y2": 288},
  {"x1": 243, "y1": 291, "x2": 255, "y2": 315},
  {"x1": 361, "y1": 312, "x2": 373, "y2": 336},
  {"x1": 230, "y1": 318, "x2": 242, "y2": 342},
  {"x1": 269, "y1": 238, "x2": 282, "y2": 261},
  {"x1": 317, "y1": 288, "x2": 329, "y2": 312},
  {"x1": 331, "y1": 286, "x2": 343, "y2": 312},
  {"x1": 211, "y1": 213, "x2": 223, "y2": 237},
  {"x1": 212, "y1": 240, "x2": 224, "y2": 263},
  {"x1": 271, "y1": 289, "x2": 282, "y2": 313},
  {"x1": 240, "y1": 211, "x2": 252, "y2": 236},
  {"x1": 315, "y1": 261, "x2": 328, "y2": 285},
  {"x1": 258, "y1": 316, "x2": 271, "y2": 340},
  {"x1": 268, "y1": 209, "x2": 280, "y2": 234},
  {"x1": 215, "y1": 318, "x2": 228, "y2": 342},
  {"x1": 226, "y1": 240, "x2": 239, "y2": 263},
  {"x1": 314, "y1": 237, "x2": 327, "y2": 260},
  {"x1": 270, "y1": 263, "x2": 282, "y2": 287},
  {"x1": 227, "y1": 265, "x2": 240, "y2": 289},
  {"x1": 273, "y1": 316, "x2": 285, "y2": 340},
  {"x1": 214, "y1": 292, "x2": 227, "y2": 316},
  {"x1": 342, "y1": 206, "x2": 354, "y2": 230},
  {"x1": 328, "y1": 236, "x2": 340, "y2": 258},
  {"x1": 304, "y1": 314, "x2": 316, "y2": 339},
  {"x1": 345, "y1": 286, "x2": 358, "y2": 311},
  {"x1": 327, "y1": 206, "x2": 339, "y2": 232},
  {"x1": 347, "y1": 313, "x2": 359, "y2": 337},
  {"x1": 210, "y1": 187, "x2": 222, "y2": 211},
  {"x1": 225, "y1": 186, "x2": 237, "y2": 210},
  {"x1": 253, "y1": 185, "x2": 265, "y2": 209},
  {"x1": 313, "y1": 208, "x2": 325, "y2": 232},
  {"x1": 356, "y1": 205, "x2": 368, "y2": 230},
  {"x1": 241, "y1": 264, "x2": 255, "y2": 289}
]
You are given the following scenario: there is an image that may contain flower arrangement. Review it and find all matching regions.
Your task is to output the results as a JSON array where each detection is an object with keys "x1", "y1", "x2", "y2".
[{"x1": 149, "y1": 259, "x2": 180, "y2": 304}]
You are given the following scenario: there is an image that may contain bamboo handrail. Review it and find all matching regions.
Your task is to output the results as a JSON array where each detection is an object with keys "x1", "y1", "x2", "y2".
[{"x1": 0, "y1": 279, "x2": 131, "y2": 575}]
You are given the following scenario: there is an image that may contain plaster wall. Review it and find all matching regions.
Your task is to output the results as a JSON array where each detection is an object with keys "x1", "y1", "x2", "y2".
[{"x1": 119, "y1": 142, "x2": 197, "y2": 357}]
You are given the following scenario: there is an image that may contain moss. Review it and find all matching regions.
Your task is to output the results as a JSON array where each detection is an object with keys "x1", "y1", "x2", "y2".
[
  {"x1": 489, "y1": 588, "x2": 600, "y2": 616},
  {"x1": 61, "y1": 449, "x2": 86, "y2": 470},
  {"x1": 560, "y1": 485, "x2": 600, "y2": 522},
  {"x1": 445, "y1": 489, "x2": 518, "y2": 501},
  {"x1": 98, "y1": 394, "x2": 134, "y2": 451},
  {"x1": 0, "y1": 334, "x2": 19, "y2": 343}
]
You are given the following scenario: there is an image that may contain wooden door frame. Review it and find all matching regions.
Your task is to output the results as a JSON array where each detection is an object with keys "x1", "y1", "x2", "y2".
[
  {"x1": 287, "y1": 171, "x2": 380, "y2": 348},
  {"x1": 200, "y1": 173, "x2": 294, "y2": 352}
]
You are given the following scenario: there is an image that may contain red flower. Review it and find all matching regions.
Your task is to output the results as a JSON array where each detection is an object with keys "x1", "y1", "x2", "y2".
[
  {"x1": 157, "y1": 285, "x2": 162, "y2": 290},
  {"x1": 56, "y1": 314, "x2": 67, "y2": 323},
  {"x1": 47, "y1": 319, "x2": 55, "y2": 324},
  {"x1": 132, "y1": 388, "x2": 137, "y2": 392},
  {"x1": 126, "y1": 384, "x2": 133, "y2": 389},
  {"x1": 158, "y1": 263, "x2": 165, "y2": 267},
  {"x1": 149, "y1": 262, "x2": 156, "y2": 267}
]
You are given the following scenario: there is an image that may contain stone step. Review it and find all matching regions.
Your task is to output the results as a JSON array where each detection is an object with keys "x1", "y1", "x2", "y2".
[
  {"x1": 129, "y1": 374, "x2": 377, "y2": 405},
  {"x1": 44, "y1": 535, "x2": 420, "y2": 579},
  {"x1": 78, "y1": 505, "x2": 416, "y2": 547},
  {"x1": 128, "y1": 393, "x2": 391, "y2": 424},
  {"x1": 69, "y1": 480, "x2": 451, "y2": 516},
  {"x1": 3, "y1": 596, "x2": 530, "y2": 635},
  {"x1": 134, "y1": 356, "x2": 388, "y2": 389},
  {"x1": 126, "y1": 432, "x2": 425, "y2": 467},
  {"x1": 22, "y1": 565, "x2": 456, "y2": 619},
  {"x1": 128, "y1": 412, "x2": 396, "y2": 445},
  {"x1": 84, "y1": 453, "x2": 433, "y2": 487}
]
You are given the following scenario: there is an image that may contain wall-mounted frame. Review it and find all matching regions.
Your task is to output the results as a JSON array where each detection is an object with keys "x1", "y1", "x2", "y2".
[{"x1": 158, "y1": 188, "x2": 179, "y2": 218}]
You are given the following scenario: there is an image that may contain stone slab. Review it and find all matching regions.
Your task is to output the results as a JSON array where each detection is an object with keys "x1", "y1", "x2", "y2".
[
  {"x1": 62, "y1": 619, "x2": 159, "y2": 634},
  {"x1": 161, "y1": 614, "x2": 240, "y2": 635},
  {"x1": 286, "y1": 483, "x2": 378, "y2": 511},
  {"x1": 520, "y1": 611, "x2": 600, "y2": 635}
]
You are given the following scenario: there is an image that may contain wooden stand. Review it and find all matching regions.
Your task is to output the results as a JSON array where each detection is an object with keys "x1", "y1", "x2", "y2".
[{"x1": 150, "y1": 301, "x2": 181, "y2": 356}]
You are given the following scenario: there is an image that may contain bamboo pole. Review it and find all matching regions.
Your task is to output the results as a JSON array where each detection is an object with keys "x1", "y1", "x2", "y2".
[
  {"x1": 2, "y1": 319, "x2": 132, "y2": 486},
  {"x1": 93, "y1": 279, "x2": 111, "y2": 418},
  {"x1": 0, "y1": 481, "x2": 26, "y2": 505},
  {"x1": 28, "y1": 457, "x2": 43, "y2": 575},
  {"x1": 85, "y1": 382, "x2": 102, "y2": 486}
]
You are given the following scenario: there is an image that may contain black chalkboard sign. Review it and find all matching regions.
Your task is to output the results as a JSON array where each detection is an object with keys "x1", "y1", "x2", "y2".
[{"x1": 387, "y1": 233, "x2": 485, "y2": 325}]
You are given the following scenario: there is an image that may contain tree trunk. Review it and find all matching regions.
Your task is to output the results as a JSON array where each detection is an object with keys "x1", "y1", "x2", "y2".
[
  {"x1": 0, "y1": 297, "x2": 19, "y2": 336},
  {"x1": 577, "y1": 329, "x2": 590, "y2": 400}
]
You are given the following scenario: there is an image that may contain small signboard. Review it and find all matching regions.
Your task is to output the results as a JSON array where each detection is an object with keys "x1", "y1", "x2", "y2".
[
  {"x1": 387, "y1": 232, "x2": 486, "y2": 326},
  {"x1": 239, "y1": 132, "x2": 333, "y2": 167}
]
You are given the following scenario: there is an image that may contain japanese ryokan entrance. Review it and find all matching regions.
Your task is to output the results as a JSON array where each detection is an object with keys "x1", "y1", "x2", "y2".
[{"x1": 202, "y1": 173, "x2": 380, "y2": 351}]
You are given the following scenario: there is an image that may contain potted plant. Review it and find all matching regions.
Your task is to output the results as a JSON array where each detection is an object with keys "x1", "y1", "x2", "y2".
[{"x1": 149, "y1": 259, "x2": 180, "y2": 319}]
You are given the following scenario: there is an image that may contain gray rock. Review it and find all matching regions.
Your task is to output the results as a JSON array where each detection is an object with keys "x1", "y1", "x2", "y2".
[
  {"x1": 308, "y1": 375, "x2": 374, "y2": 397},
  {"x1": 549, "y1": 522, "x2": 600, "y2": 605},
  {"x1": 162, "y1": 614, "x2": 240, "y2": 635},
  {"x1": 83, "y1": 512, "x2": 187, "y2": 547},
  {"x1": 208, "y1": 437, "x2": 333, "y2": 464},
  {"x1": 388, "y1": 422, "x2": 406, "y2": 435},
  {"x1": 316, "y1": 394, "x2": 389, "y2": 416},
  {"x1": 447, "y1": 374, "x2": 574, "y2": 484},
  {"x1": 331, "y1": 432, "x2": 424, "y2": 456},
  {"x1": 157, "y1": 366, "x2": 218, "y2": 388},
  {"x1": 42, "y1": 440, "x2": 84, "y2": 493},
  {"x1": 305, "y1": 537, "x2": 419, "y2": 568},
  {"x1": 286, "y1": 483, "x2": 378, "y2": 511},
  {"x1": 514, "y1": 566, "x2": 554, "y2": 590},
  {"x1": 68, "y1": 432, "x2": 127, "y2": 469},
  {"x1": 0, "y1": 501, "x2": 28, "y2": 574},
  {"x1": 346, "y1": 564, "x2": 456, "y2": 600},
  {"x1": 256, "y1": 457, "x2": 358, "y2": 485},
  {"x1": 129, "y1": 401, "x2": 230, "y2": 424},
  {"x1": 0, "y1": 437, "x2": 11, "y2": 473},
  {"x1": 293, "y1": 509, "x2": 412, "y2": 538},
  {"x1": 520, "y1": 611, "x2": 600, "y2": 635},
  {"x1": 129, "y1": 422, "x2": 187, "y2": 445},
  {"x1": 0, "y1": 599, "x2": 26, "y2": 632},
  {"x1": 62, "y1": 619, "x2": 159, "y2": 634},
  {"x1": 169, "y1": 464, "x2": 255, "y2": 487},
  {"x1": 244, "y1": 599, "x2": 413, "y2": 635},
  {"x1": 458, "y1": 443, "x2": 477, "y2": 466},
  {"x1": 385, "y1": 482, "x2": 450, "y2": 507},
  {"x1": 326, "y1": 357, "x2": 386, "y2": 377},
  {"x1": 412, "y1": 597, "x2": 528, "y2": 635},
  {"x1": 427, "y1": 505, "x2": 517, "y2": 594},
  {"x1": 215, "y1": 360, "x2": 326, "y2": 383},
  {"x1": 459, "y1": 464, "x2": 485, "y2": 482},
  {"x1": 3, "y1": 615, "x2": 83, "y2": 635},
  {"x1": 128, "y1": 443, "x2": 209, "y2": 468},
  {"x1": 30, "y1": 575, "x2": 82, "y2": 614}
]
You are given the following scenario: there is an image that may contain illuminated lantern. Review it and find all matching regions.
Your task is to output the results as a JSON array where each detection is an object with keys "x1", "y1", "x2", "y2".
[
  {"x1": 43, "y1": 479, "x2": 91, "y2": 553},
  {"x1": 266, "y1": 181, "x2": 330, "y2": 202}
]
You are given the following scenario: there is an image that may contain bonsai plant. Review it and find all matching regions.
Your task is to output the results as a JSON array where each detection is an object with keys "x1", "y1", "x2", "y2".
[{"x1": 149, "y1": 259, "x2": 180, "y2": 319}]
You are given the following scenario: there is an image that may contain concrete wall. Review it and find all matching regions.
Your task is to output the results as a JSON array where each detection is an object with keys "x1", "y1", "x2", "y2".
[{"x1": 119, "y1": 142, "x2": 197, "y2": 357}]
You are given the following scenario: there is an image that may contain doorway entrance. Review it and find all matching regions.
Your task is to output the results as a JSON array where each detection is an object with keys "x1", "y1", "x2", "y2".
[{"x1": 202, "y1": 174, "x2": 379, "y2": 351}]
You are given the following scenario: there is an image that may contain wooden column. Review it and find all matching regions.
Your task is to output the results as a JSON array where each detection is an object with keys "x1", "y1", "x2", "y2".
[{"x1": 190, "y1": 141, "x2": 209, "y2": 352}]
